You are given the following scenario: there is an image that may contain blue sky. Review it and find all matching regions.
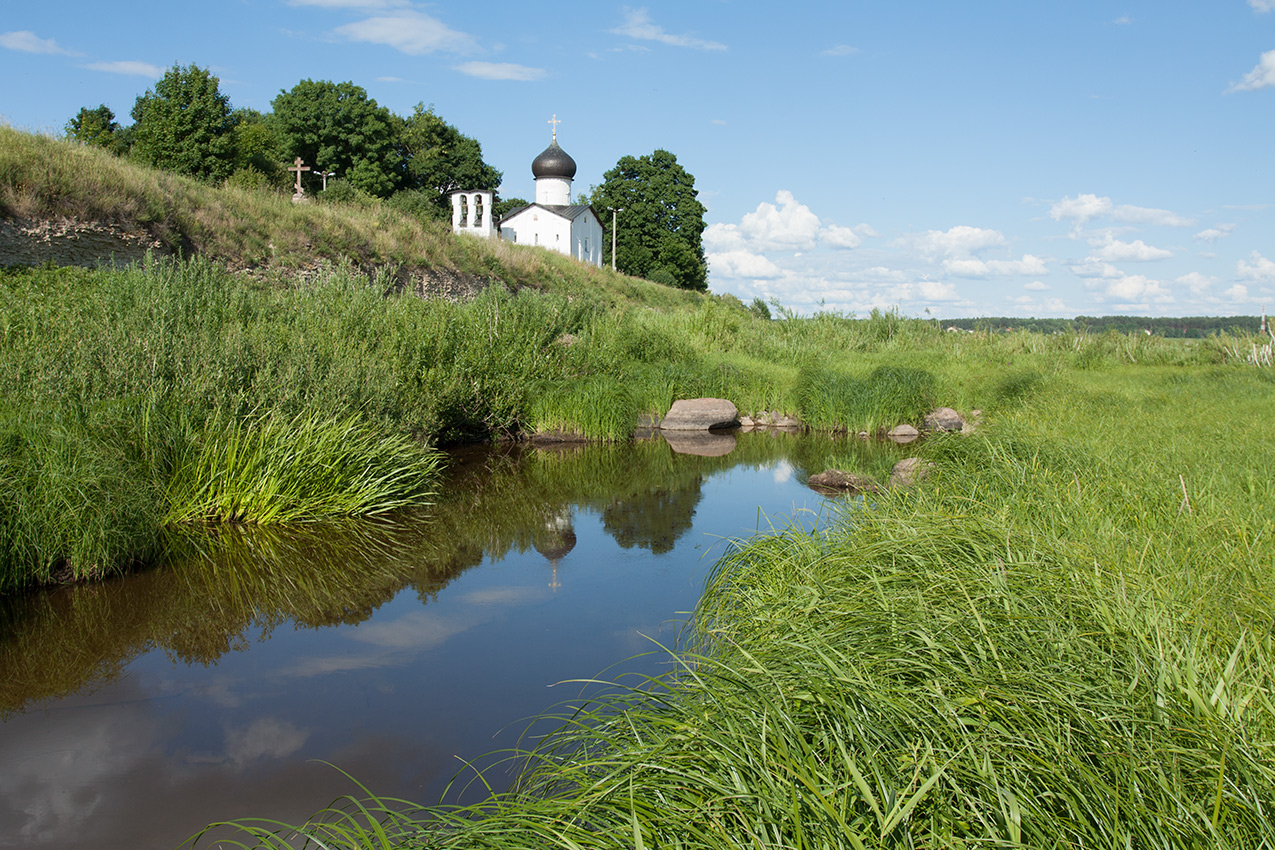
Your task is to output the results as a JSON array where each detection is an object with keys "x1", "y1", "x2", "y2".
[{"x1": 2, "y1": 1, "x2": 1272, "y2": 318}]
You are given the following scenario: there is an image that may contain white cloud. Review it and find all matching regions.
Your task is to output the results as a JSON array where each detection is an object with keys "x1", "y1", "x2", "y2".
[
  {"x1": 1250, "y1": 0, "x2": 1273, "y2": 12},
  {"x1": 1112, "y1": 204, "x2": 1194, "y2": 227},
  {"x1": 821, "y1": 44, "x2": 860, "y2": 56},
  {"x1": 708, "y1": 250, "x2": 784, "y2": 279},
  {"x1": 914, "y1": 225, "x2": 1007, "y2": 258},
  {"x1": 918, "y1": 280, "x2": 960, "y2": 301},
  {"x1": 1238, "y1": 251, "x2": 1275, "y2": 281},
  {"x1": 610, "y1": 8, "x2": 726, "y2": 51},
  {"x1": 710, "y1": 118, "x2": 727, "y2": 125},
  {"x1": 1050, "y1": 193, "x2": 1113, "y2": 224},
  {"x1": 820, "y1": 224, "x2": 862, "y2": 249},
  {"x1": 1025, "y1": 281, "x2": 1049, "y2": 291},
  {"x1": 0, "y1": 30, "x2": 78, "y2": 55},
  {"x1": 375, "y1": 75, "x2": 405, "y2": 82},
  {"x1": 705, "y1": 191, "x2": 818, "y2": 251},
  {"x1": 334, "y1": 11, "x2": 479, "y2": 55},
  {"x1": 1104, "y1": 274, "x2": 1172, "y2": 302},
  {"x1": 1177, "y1": 272, "x2": 1217, "y2": 294},
  {"x1": 455, "y1": 61, "x2": 546, "y2": 81},
  {"x1": 1071, "y1": 258, "x2": 1123, "y2": 279},
  {"x1": 84, "y1": 60, "x2": 163, "y2": 77},
  {"x1": 224, "y1": 718, "x2": 309, "y2": 767},
  {"x1": 942, "y1": 253, "x2": 1047, "y2": 278},
  {"x1": 1225, "y1": 284, "x2": 1250, "y2": 300},
  {"x1": 1193, "y1": 224, "x2": 1235, "y2": 242},
  {"x1": 1228, "y1": 50, "x2": 1275, "y2": 92},
  {"x1": 1090, "y1": 237, "x2": 1172, "y2": 262}
]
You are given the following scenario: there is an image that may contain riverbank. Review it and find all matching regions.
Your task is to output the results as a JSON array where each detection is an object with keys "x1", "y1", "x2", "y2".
[
  {"x1": 204, "y1": 363, "x2": 1275, "y2": 848},
  {"x1": 0, "y1": 255, "x2": 1264, "y2": 593}
]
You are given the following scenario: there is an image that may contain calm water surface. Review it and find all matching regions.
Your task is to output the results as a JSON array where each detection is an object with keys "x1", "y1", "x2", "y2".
[{"x1": 0, "y1": 432, "x2": 897, "y2": 849}]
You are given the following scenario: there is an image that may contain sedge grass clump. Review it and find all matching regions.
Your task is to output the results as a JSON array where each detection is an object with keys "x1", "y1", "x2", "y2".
[
  {"x1": 164, "y1": 411, "x2": 442, "y2": 524},
  {"x1": 796, "y1": 364, "x2": 936, "y2": 432},
  {"x1": 526, "y1": 374, "x2": 641, "y2": 442}
]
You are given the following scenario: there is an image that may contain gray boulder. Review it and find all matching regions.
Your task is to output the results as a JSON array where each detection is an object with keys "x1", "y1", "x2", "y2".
[
  {"x1": 924, "y1": 407, "x2": 966, "y2": 432},
  {"x1": 887, "y1": 423, "x2": 920, "y2": 444},
  {"x1": 808, "y1": 470, "x2": 882, "y2": 494},
  {"x1": 660, "y1": 398, "x2": 739, "y2": 431}
]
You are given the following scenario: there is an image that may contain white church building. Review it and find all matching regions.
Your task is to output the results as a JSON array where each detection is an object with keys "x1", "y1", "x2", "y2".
[{"x1": 451, "y1": 119, "x2": 604, "y2": 268}]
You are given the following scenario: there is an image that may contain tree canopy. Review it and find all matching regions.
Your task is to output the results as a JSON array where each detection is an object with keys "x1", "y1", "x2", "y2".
[
  {"x1": 398, "y1": 104, "x2": 502, "y2": 219},
  {"x1": 271, "y1": 79, "x2": 401, "y2": 197},
  {"x1": 129, "y1": 65, "x2": 239, "y2": 182},
  {"x1": 65, "y1": 105, "x2": 122, "y2": 152},
  {"x1": 591, "y1": 149, "x2": 708, "y2": 291}
]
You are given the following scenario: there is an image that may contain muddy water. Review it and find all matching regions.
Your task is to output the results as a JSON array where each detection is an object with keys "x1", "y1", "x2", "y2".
[{"x1": 0, "y1": 432, "x2": 900, "y2": 850}]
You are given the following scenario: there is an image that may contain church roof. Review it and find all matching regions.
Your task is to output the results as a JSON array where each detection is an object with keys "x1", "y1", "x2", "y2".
[
  {"x1": 531, "y1": 140, "x2": 577, "y2": 180},
  {"x1": 500, "y1": 203, "x2": 597, "y2": 223}
]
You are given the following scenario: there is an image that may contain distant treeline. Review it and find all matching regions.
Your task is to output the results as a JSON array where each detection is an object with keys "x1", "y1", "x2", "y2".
[{"x1": 938, "y1": 315, "x2": 1263, "y2": 338}]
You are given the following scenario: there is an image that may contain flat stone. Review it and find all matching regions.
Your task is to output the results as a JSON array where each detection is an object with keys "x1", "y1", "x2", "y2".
[
  {"x1": 887, "y1": 423, "x2": 919, "y2": 444},
  {"x1": 888, "y1": 457, "x2": 934, "y2": 488},
  {"x1": 662, "y1": 430, "x2": 737, "y2": 457},
  {"x1": 808, "y1": 470, "x2": 882, "y2": 493},
  {"x1": 660, "y1": 398, "x2": 739, "y2": 431}
]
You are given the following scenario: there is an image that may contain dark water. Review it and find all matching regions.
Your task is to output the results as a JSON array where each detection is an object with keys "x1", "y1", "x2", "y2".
[{"x1": 0, "y1": 432, "x2": 900, "y2": 850}]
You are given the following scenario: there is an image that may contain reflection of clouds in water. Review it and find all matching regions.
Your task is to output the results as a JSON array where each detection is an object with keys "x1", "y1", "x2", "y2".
[
  {"x1": 0, "y1": 699, "x2": 159, "y2": 844},
  {"x1": 226, "y1": 717, "x2": 309, "y2": 767},
  {"x1": 460, "y1": 585, "x2": 545, "y2": 606},
  {"x1": 771, "y1": 460, "x2": 794, "y2": 484}
]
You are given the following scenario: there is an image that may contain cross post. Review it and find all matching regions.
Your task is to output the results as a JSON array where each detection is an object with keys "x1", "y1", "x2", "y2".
[{"x1": 288, "y1": 157, "x2": 311, "y2": 194}]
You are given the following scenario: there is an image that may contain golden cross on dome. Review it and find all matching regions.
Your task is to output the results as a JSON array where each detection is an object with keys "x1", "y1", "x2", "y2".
[{"x1": 548, "y1": 114, "x2": 561, "y2": 143}]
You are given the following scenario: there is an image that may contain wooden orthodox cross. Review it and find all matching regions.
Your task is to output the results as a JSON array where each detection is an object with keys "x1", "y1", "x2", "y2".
[{"x1": 289, "y1": 157, "x2": 311, "y2": 194}]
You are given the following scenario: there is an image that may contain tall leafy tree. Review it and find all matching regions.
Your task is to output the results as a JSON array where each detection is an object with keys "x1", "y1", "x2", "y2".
[
  {"x1": 271, "y1": 80, "x2": 400, "y2": 198},
  {"x1": 591, "y1": 149, "x2": 708, "y2": 291},
  {"x1": 65, "y1": 105, "x2": 122, "y2": 152},
  {"x1": 130, "y1": 64, "x2": 239, "y2": 181},
  {"x1": 397, "y1": 103, "x2": 502, "y2": 219}
]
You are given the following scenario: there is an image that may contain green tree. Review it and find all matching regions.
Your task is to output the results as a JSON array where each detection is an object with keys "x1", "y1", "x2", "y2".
[
  {"x1": 591, "y1": 149, "x2": 708, "y2": 291},
  {"x1": 129, "y1": 64, "x2": 239, "y2": 181},
  {"x1": 271, "y1": 80, "x2": 401, "y2": 198},
  {"x1": 65, "y1": 105, "x2": 121, "y2": 152},
  {"x1": 229, "y1": 108, "x2": 285, "y2": 187},
  {"x1": 397, "y1": 104, "x2": 502, "y2": 220}
]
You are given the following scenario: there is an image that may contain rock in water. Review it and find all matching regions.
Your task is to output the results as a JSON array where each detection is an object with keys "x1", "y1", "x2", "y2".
[
  {"x1": 808, "y1": 470, "x2": 882, "y2": 493},
  {"x1": 660, "y1": 398, "x2": 739, "y2": 431},
  {"x1": 924, "y1": 407, "x2": 965, "y2": 432}
]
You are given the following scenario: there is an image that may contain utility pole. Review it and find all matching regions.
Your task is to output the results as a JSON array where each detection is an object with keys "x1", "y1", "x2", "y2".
[{"x1": 609, "y1": 207, "x2": 623, "y2": 271}]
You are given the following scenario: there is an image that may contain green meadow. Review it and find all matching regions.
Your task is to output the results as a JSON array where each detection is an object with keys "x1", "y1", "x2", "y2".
[{"x1": 4, "y1": 127, "x2": 1274, "y2": 846}]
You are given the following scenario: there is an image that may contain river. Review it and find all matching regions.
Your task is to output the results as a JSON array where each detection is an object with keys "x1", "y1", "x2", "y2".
[{"x1": 0, "y1": 431, "x2": 902, "y2": 849}]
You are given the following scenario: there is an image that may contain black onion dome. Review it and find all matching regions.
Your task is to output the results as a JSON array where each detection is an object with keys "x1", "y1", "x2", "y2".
[{"x1": 531, "y1": 141, "x2": 577, "y2": 179}]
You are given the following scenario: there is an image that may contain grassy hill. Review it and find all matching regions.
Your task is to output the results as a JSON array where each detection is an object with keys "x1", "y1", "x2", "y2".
[{"x1": 0, "y1": 125, "x2": 703, "y2": 310}]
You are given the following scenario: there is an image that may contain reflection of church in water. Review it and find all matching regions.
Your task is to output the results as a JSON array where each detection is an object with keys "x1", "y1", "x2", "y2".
[{"x1": 533, "y1": 506, "x2": 576, "y2": 592}]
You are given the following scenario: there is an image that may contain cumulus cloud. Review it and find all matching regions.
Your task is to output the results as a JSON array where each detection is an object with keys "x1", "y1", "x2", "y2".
[
  {"x1": 1228, "y1": 50, "x2": 1275, "y2": 92},
  {"x1": 1194, "y1": 224, "x2": 1235, "y2": 242},
  {"x1": 1050, "y1": 193, "x2": 1113, "y2": 224},
  {"x1": 918, "y1": 280, "x2": 960, "y2": 301},
  {"x1": 1089, "y1": 237, "x2": 1172, "y2": 262},
  {"x1": 84, "y1": 60, "x2": 164, "y2": 77},
  {"x1": 913, "y1": 225, "x2": 1007, "y2": 259},
  {"x1": 1250, "y1": 0, "x2": 1273, "y2": 12},
  {"x1": 610, "y1": 8, "x2": 726, "y2": 51},
  {"x1": 707, "y1": 250, "x2": 784, "y2": 279},
  {"x1": 1070, "y1": 259, "x2": 1123, "y2": 279},
  {"x1": 1225, "y1": 284, "x2": 1250, "y2": 300},
  {"x1": 704, "y1": 191, "x2": 866, "y2": 253},
  {"x1": 455, "y1": 61, "x2": 546, "y2": 80},
  {"x1": 1025, "y1": 281, "x2": 1049, "y2": 291},
  {"x1": 941, "y1": 254, "x2": 1047, "y2": 278},
  {"x1": 0, "y1": 30, "x2": 78, "y2": 55},
  {"x1": 334, "y1": 11, "x2": 479, "y2": 55},
  {"x1": 1112, "y1": 204, "x2": 1194, "y2": 227},
  {"x1": 1238, "y1": 251, "x2": 1275, "y2": 281},
  {"x1": 1104, "y1": 274, "x2": 1172, "y2": 303},
  {"x1": 1176, "y1": 272, "x2": 1217, "y2": 294}
]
